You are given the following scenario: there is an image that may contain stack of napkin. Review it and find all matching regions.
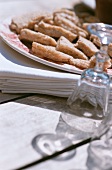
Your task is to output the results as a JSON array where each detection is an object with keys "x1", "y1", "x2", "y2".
[
  {"x1": 0, "y1": 39, "x2": 80, "y2": 97},
  {"x1": 0, "y1": 39, "x2": 112, "y2": 100}
]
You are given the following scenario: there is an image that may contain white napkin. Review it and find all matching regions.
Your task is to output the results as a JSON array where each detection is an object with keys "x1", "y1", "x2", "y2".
[
  {"x1": 0, "y1": 39, "x2": 80, "y2": 97},
  {"x1": 0, "y1": 39, "x2": 112, "y2": 99}
]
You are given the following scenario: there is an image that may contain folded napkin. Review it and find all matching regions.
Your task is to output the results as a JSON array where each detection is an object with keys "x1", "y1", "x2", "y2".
[
  {"x1": 0, "y1": 38, "x2": 112, "y2": 99},
  {"x1": 0, "y1": 39, "x2": 80, "y2": 97}
]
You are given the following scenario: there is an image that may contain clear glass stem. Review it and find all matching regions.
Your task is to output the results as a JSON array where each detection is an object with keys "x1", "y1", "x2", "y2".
[
  {"x1": 94, "y1": 50, "x2": 108, "y2": 72},
  {"x1": 94, "y1": 60, "x2": 104, "y2": 72}
]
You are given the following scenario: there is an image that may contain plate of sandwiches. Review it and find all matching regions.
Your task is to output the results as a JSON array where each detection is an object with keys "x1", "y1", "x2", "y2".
[{"x1": 0, "y1": 8, "x2": 112, "y2": 75}]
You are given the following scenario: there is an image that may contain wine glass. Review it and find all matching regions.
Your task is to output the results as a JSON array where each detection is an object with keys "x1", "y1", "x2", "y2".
[
  {"x1": 65, "y1": 22, "x2": 112, "y2": 135},
  {"x1": 67, "y1": 23, "x2": 112, "y2": 119}
]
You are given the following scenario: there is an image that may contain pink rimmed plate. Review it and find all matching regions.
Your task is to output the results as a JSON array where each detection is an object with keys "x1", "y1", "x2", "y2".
[{"x1": 0, "y1": 17, "x2": 112, "y2": 76}]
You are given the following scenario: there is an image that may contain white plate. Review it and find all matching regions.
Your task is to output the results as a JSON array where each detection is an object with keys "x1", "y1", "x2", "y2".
[
  {"x1": 0, "y1": 17, "x2": 83, "y2": 74},
  {"x1": 0, "y1": 17, "x2": 112, "y2": 76}
]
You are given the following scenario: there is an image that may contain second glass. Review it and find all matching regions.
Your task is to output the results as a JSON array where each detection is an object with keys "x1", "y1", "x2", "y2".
[{"x1": 67, "y1": 50, "x2": 110, "y2": 118}]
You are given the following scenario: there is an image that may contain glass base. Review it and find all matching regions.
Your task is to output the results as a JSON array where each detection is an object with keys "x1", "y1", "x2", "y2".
[{"x1": 69, "y1": 98, "x2": 104, "y2": 118}]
